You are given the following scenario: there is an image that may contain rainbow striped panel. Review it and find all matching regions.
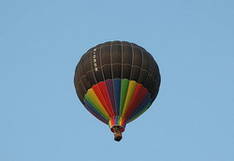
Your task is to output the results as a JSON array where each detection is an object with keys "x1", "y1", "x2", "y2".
[{"x1": 83, "y1": 79, "x2": 152, "y2": 129}]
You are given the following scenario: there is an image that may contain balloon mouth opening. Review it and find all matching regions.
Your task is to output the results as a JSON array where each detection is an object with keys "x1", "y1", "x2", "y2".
[{"x1": 111, "y1": 125, "x2": 124, "y2": 142}]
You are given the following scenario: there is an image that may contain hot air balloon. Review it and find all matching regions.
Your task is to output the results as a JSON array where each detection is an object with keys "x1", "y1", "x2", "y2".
[{"x1": 74, "y1": 41, "x2": 161, "y2": 141}]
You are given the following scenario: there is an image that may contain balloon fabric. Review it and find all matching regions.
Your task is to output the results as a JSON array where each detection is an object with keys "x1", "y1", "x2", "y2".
[{"x1": 74, "y1": 41, "x2": 161, "y2": 141}]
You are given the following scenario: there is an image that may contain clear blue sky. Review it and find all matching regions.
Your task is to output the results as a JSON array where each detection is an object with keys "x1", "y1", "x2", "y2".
[{"x1": 1, "y1": 0, "x2": 234, "y2": 161}]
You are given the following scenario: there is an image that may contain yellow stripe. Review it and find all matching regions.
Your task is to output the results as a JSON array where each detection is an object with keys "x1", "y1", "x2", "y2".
[
  {"x1": 121, "y1": 80, "x2": 137, "y2": 117},
  {"x1": 85, "y1": 89, "x2": 110, "y2": 119},
  {"x1": 119, "y1": 117, "x2": 125, "y2": 126}
]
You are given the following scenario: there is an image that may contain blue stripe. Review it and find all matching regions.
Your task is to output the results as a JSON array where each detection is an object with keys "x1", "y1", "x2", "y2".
[
  {"x1": 113, "y1": 79, "x2": 121, "y2": 115},
  {"x1": 84, "y1": 100, "x2": 108, "y2": 124}
]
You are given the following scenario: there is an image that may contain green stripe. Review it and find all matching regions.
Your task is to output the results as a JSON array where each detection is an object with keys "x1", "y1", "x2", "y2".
[{"x1": 119, "y1": 79, "x2": 129, "y2": 115}]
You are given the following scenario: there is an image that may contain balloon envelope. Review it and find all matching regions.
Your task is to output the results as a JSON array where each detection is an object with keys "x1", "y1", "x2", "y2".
[{"x1": 74, "y1": 41, "x2": 161, "y2": 141}]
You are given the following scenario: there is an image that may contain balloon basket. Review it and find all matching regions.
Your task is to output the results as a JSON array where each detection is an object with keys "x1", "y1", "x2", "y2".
[{"x1": 111, "y1": 126, "x2": 124, "y2": 142}]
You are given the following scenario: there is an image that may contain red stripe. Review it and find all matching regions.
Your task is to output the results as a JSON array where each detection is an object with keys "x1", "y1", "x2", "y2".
[
  {"x1": 93, "y1": 82, "x2": 115, "y2": 118},
  {"x1": 124, "y1": 84, "x2": 148, "y2": 119},
  {"x1": 92, "y1": 84, "x2": 112, "y2": 117},
  {"x1": 98, "y1": 82, "x2": 115, "y2": 117}
]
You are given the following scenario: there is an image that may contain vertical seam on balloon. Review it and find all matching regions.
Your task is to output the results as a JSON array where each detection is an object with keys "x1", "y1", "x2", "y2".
[
  {"x1": 151, "y1": 70, "x2": 157, "y2": 100},
  {"x1": 80, "y1": 79, "x2": 87, "y2": 100},
  {"x1": 129, "y1": 43, "x2": 134, "y2": 80},
  {"x1": 110, "y1": 41, "x2": 113, "y2": 79},
  {"x1": 120, "y1": 41, "x2": 123, "y2": 79},
  {"x1": 142, "y1": 51, "x2": 150, "y2": 89},
  {"x1": 119, "y1": 42, "x2": 124, "y2": 118},
  {"x1": 144, "y1": 52, "x2": 150, "y2": 82},
  {"x1": 137, "y1": 47, "x2": 144, "y2": 82},
  {"x1": 99, "y1": 46, "x2": 106, "y2": 81},
  {"x1": 110, "y1": 42, "x2": 117, "y2": 116},
  {"x1": 146, "y1": 54, "x2": 157, "y2": 99},
  {"x1": 118, "y1": 41, "x2": 124, "y2": 117},
  {"x1": 80, "y1": 59, "x2": 90, "y2": 91}
]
